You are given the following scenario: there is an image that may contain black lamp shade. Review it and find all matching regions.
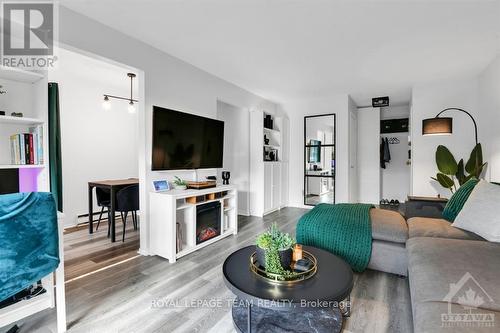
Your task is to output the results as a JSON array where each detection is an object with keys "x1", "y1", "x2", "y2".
[{"x1": 422, "y1": 117, "x2": 453, "y2": 136}]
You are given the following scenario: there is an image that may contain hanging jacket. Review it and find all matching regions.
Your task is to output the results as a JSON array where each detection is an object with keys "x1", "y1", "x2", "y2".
[
  {"x1": 380, "y1": 137, "x2": 391, "y2": 169},
  {"x1": 380, "y1": 138, "x2": 386, "y2": 169},
  {"x1": 384, "y1": 137, "x2": 391, "y2": 163}
]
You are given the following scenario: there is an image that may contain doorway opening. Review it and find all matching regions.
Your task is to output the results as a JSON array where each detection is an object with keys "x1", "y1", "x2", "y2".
[{"x1": 49, "y1": 46, "x2": 145, "y2": 281}]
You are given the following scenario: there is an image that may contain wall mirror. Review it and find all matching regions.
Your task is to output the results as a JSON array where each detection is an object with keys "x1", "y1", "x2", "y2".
[{"x1": 304, "y1": 114, "x2": 336, "y2": 206}]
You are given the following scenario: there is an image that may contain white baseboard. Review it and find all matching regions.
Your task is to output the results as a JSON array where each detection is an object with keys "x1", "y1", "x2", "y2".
[
  {"x1": 238, "y1": 209, "x2": 250, "y2": 216},
  {"x1": 137, "y1": 248, "x2": 150, "y2": 256},
  {"x1": 286, "y1": 203, "x2": 314, "y2": 210}
]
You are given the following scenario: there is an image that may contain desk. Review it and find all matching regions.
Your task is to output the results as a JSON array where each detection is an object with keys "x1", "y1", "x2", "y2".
[{"x1": 88, "y1": 178, "x2": 139, "y2": 242}]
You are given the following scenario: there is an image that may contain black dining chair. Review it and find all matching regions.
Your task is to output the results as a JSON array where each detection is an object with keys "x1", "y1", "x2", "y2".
[
  {"x1": 95, "y1": 187, "x2": 111, "y2": 234},
  {"x1": 116, "y1": 184, "x2": 139, "y2": 242}
]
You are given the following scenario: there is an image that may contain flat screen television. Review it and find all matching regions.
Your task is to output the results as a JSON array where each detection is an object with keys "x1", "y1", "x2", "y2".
[{"x1": 152, "y1": 106, "x2": 224, "y2": 170}]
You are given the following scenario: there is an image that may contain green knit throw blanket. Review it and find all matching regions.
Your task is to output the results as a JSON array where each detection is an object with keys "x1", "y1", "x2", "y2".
[{"x1": 296, "y1": 203, "x2": 374, "y2": 272}]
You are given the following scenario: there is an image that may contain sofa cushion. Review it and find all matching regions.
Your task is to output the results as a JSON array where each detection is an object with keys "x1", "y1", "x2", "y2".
[
  {"x1": 370, "y1": 208, "x2": 408, "y2": 243},
  {"x1": 408, "y1": 217, "x2": 484, "y2": 241},
  {"x1": 442, "y1": 178, "x2": 479, "y2": 222},
  {"x1": 368, "y1": 240, "x2": 407, "y2": 276},
  {"x1": 408, "y1": 237, "x2": 500, "y2": 332},
  {"x1": 452, "y1": 180, "x2": 500, "y2": 242}
]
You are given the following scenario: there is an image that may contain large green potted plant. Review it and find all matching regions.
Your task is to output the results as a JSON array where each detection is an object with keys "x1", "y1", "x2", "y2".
[
  {"x1": 432, "y1": 143, "x2": 486, "y2": 193},
  {"x1": 255, "y1": 223, "x2": 295, "y2": 273}
]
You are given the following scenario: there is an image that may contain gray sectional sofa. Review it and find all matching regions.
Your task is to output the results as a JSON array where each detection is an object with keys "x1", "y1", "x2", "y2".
[{"x1": 367, "y1": 208, "x2": 500, "y2": 332}]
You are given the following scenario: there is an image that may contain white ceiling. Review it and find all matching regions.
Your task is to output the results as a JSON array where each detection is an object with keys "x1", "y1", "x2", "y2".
[{"x1": 60, "y1": 0, "x2": 500, "y2": 106}]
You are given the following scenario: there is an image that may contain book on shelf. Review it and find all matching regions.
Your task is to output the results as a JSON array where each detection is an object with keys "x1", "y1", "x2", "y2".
[
  {"x1": 9, "y1": 125, "x2": 44, "y2": 165},
  {"x1": 30, "y1": 125, "x2": 44, "y2": 164}
]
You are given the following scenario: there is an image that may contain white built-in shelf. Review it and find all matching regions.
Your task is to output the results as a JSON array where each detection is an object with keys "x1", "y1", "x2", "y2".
[
  {"x1": 264, "y1": 127, "x2": 280, "y2": 134},
  {"x1": 150, "y1": 185, "x2": 238, "y2": 263},
  {"x1": 176, "y1": 203, "x2": 193, "y2": 210},
  {"x1": 0, "y1": 164, "x2": 46, "y2": 169},
  {"x1": 176, "y1": 194, "x2": 235, "y2": 210},
  {"x1": 175, "y1": 228, "x2": 236, "y2": 258},
  {"x1": 0, "y1": 66, "x2": 44, "y2": 83},
  {"x1": 0, "y1": 289, "x2": 52, "y2": 325},
  {"x1": 0, "y1": 115, "x2": 44, "y2": 126},
  {"x1": 264, "y1": 144, "x2": 280, "y2": 149}
]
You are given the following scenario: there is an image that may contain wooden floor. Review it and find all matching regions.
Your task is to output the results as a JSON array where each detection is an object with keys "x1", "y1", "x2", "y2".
[
  {"x1": 64, "y1": 218, "x2": 140, "y2": 281},
  {"x1": 3, "y1": 208, "x2": 413, "y2": 333}
]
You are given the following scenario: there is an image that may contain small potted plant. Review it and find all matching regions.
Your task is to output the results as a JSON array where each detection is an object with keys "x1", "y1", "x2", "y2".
[
  {"x1": 256, "y1": 223, "x2": 295, "y2": 273},
  {"x1": 173, "y1": 176, "x2": 188, "y2": 190}
]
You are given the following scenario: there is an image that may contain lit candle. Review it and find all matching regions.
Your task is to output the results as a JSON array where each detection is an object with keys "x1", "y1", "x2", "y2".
[{"x1": 293, "y1": 244, "x2": 303, "y2": 261}]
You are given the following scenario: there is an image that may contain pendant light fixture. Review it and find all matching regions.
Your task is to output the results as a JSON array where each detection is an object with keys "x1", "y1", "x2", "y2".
[{"x1": 103, "y1": 73, "x2": 138, "y2": 113}]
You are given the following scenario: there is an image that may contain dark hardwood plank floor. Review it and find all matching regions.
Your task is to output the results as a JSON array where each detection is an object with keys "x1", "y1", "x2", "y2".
[
  {"x1": 64, "y1": 217, "x2": 140, "y2": 281},
  {"x1": 1, "y1": 208, "x2": 413, "y2": 333}
]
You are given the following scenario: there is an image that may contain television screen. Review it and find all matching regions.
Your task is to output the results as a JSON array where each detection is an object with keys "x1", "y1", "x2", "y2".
[{"x1": 152, "y1": 106, "x2": 224, "y2": 170}]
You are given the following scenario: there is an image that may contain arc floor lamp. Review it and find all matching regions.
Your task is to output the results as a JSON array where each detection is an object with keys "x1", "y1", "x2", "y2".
[{"x1": 422, "y1": 107, "x2": 478, "y2": 144}]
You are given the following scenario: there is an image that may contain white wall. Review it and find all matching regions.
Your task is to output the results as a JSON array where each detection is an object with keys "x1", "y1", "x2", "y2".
[
  {"x1": 48, "y1": 49, "x2": 139, "y2": 226},
  {"x1": 411, "y1": 78, "x2": 479, "y2": 197},
  {"x1": 216, "y1": 100, "x2": 250, "y2": 215},
  {"x1": 357, "y1": 107, "x2": 380, "y2": 204},
  {"x1": 58, "y1": 6, "x2": 278, "y2": 253},
  {"x1": 478, "y1": 55, "x2": 500, "y2": 183},
  {"x1": 380, "y1": 105, "x2": 410, "y2": 202},
  {"x1": 282, "y1": 95, "x2": 349, "y2": 207}
]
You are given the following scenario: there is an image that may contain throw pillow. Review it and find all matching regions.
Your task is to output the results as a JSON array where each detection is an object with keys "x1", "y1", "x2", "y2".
[
  {"x1": 442, "y1": 178, "x2": 479, "y2": 221},
  {"x1": 452, "y1": 180, "x2": 500, "y2": 242}
]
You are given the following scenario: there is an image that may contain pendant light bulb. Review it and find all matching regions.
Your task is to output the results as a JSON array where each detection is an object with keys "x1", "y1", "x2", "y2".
[
  {"x1": 128, "y1": 100, "x2": 136, "y2": 114},
  {"x1": 103, "y1": 95, "x2": 111, "y2": 110}
]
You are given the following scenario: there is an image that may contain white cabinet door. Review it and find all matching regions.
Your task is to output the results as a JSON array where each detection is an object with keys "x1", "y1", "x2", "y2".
[
  {"x1": 357, "y1": 107, "x2": 381, "y2": 204},
  {"x1": 280, "y1": 162, "x2": 289, "y2": 206},
  {"x1": 272, "y1": 163, "x2": 281, "y2": 210},
  {"x1": 264, "y1": 163, "x2": 273, "y2": 213}
]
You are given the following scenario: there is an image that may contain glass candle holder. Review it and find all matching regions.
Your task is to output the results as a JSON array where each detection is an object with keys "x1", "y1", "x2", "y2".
[{"x1": 293, "y1": 244, "x2": 303, "y2": 261}]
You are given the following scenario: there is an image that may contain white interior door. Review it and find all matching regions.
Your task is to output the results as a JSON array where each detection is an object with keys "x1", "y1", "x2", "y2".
[
  {"x1": 264, "y1": 163, "x2": 272, "y2": 212},
  {"x1": 349, "y1": 109, "x2": 358, "y2": 203},
  {"x1": 217, "y1": 101, "x2": 250, "y2": 215},
  {"x1": 272, "y1": 163, "x2": 281, "y2": 210},
  {"x1": 357, "y1": 107, "x2": 381, "y2": 204}
]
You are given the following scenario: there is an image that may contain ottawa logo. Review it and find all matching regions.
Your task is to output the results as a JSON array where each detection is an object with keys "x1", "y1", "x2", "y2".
[{"x1": 441, "y1": 272, "x2": 495, "y2": 328}]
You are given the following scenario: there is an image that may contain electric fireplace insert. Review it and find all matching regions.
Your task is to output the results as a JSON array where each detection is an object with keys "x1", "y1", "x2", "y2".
[{"x1": 196, "y1": 201, "x2": 221, "y2": 244}]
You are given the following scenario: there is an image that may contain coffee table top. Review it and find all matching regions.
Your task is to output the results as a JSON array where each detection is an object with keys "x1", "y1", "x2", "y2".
[{"x1": 223, "y1": 245, "x2": 353, "y2": 305}]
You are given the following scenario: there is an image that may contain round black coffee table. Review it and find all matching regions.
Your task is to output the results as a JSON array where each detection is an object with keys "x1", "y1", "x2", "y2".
[{"x1": 223, "y1": 245, "x2": 353, "y2": 333}]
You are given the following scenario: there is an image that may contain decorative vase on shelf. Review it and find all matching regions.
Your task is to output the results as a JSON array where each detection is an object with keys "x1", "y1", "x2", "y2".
[
  {"x1": 222, "y1": 171, "x2": 230, "y2": 185},
  {"x1": 264, "y1": 114, "x2": 273, "y2": 129},
  {"x1": 264, "y1": 135, "x2": 270, "y2": 145}
]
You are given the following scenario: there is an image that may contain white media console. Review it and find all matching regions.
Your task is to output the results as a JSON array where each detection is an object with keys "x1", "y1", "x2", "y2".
[{"x1": 149, "y1": 185, "x2": 238, "y2": 263}]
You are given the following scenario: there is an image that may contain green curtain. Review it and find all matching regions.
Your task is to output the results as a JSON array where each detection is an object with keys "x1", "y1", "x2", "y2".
[{"x1": 48, "y1": 82, "x2": 63, "y2": 212}]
